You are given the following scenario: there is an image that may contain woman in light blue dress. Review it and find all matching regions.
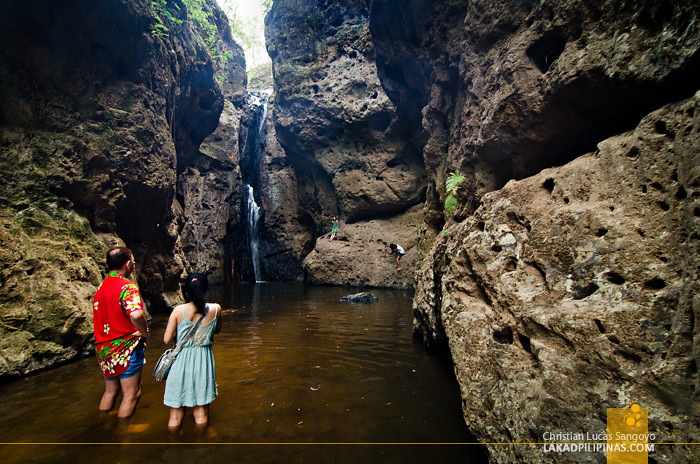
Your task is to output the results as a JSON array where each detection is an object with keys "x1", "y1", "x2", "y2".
[{"x1": 163, "y1": 273, "x2": 222, "y2": 429}]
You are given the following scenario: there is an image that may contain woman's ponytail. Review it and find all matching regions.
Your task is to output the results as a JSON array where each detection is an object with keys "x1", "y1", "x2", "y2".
[{"x1": 182, "y1": 273, "x2": 209, "y2": 314}]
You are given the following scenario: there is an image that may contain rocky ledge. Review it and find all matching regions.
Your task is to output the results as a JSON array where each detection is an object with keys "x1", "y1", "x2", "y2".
[{"x1": 303, "y1": 205, "x2": 423, "y2": 289}]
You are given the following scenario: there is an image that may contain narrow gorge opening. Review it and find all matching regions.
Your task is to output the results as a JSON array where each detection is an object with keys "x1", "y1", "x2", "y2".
[{"x1": 231, "y1": 90, "x2": 272, "y2": 283}]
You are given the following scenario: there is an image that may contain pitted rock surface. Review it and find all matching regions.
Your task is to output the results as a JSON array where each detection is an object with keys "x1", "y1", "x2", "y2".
[{"x1": 414, "y1": 93, "x2": 700, "y2": 463}]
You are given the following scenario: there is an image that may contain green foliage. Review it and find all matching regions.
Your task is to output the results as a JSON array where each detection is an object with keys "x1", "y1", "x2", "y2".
[
  {"x1": 152, "y1": 0, "x2": 234, "y2": 72},
  {"x1": 444, "y1": 194, "x2": 458, "y2": 214},
  {"x1": 445, "y1": 170, "x2": 465, "y2": 194},
  {"x1": 444, "y1": 170, "x2": 465, "y2": 215},
  {"x1": 229, "y1": 12, "x2": 261, "y2": 50},
  {"x1": 261, "y1": 0, "x2": 272, "y2": 16},
  {"x1": 184, "y1": 1, "x2": 219, "y2": 55},
  {"x1": 223, "y1": 2, "x2": 269, "y2": 68},
  {"x1": 185, "y1": 0, "x2": 242, "y2": 73},
  {"x1": 151, "y1": 0, "x2": 183, "y2": 39}
]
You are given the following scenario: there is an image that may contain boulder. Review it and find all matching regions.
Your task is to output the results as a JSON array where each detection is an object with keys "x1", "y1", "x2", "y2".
[
  {"x1": 340, "y1": 292, "x2": 378, "y2": 304},
  {"x1": 414, "y1": 93, "x2": 700, "y2": 463}
]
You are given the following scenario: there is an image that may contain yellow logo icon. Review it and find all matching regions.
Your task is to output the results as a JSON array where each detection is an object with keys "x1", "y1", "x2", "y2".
[
  {"x1": 624, "y1": 402, "x2": 643, "y2": 428},
  {"x1": 607, "y1": 401, "x2": 649, "y2": 464}
]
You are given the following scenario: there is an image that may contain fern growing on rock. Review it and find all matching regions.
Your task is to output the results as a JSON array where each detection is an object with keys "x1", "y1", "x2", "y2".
[{"x1": 444, "y1": 170, "x2": 465, "y2": 215}]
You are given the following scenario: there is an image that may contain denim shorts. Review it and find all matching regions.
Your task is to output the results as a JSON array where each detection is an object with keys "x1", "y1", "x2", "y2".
[{"x1": 105, "y1": 344, "x2": 146, "y2": 380}]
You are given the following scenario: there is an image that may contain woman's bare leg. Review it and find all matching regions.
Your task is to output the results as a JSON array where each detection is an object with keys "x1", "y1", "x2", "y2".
[
  {"x1": 168, "y1": 407, "x2": 186, "y2": 428},
  {"x1": 192, "y1": 404, "x2": 210, "y2": 425}
]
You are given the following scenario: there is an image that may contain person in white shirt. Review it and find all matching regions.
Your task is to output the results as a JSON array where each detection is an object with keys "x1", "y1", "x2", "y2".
[{"x1": 388, "y1": 243, "x2": 405, "y2": 271}]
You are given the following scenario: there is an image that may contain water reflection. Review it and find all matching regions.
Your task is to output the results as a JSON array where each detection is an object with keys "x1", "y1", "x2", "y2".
[{"x1": 0, "y1": 283, "x2": 488, "y2": 463}]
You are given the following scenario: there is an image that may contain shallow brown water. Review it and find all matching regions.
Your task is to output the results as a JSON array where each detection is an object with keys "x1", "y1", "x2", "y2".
[{"x1": 0, "y1": 283, "x2": 488, "y2": 463}]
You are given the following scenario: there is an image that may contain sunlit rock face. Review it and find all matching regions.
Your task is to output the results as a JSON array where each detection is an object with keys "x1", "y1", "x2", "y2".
[
  {"x1": 302, "y1": 204, "x2": 423, "y2": 289},
  {"x1": 0, "y1": 0, "x2": 243, "y2": 377},
  {"x1": 265, "y1": 0, "x2": 427, "y2": 226},
  {"x1": 263, "y1": 0, "x2": 428, "y2": 287}
]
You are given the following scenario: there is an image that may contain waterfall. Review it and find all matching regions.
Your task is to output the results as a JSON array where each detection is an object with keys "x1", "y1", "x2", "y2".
[
  {"x1": 258, "y1": 95, "x2": 268, "y2": 134},
  {"x1": 246, "y1": 184, "x2": 264, "y2": 282},
  {"x1": 239, "y1": 89, "x2": 272, "y2": 283}
]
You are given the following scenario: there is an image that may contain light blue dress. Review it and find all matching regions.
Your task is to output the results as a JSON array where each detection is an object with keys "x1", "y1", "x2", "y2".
[{"x1": 163, "y1": 305, "x2": 218, "y2": 408}]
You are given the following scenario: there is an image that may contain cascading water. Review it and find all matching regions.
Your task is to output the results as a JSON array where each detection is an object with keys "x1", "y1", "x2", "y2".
[
  {"x1": 238, "y1": 89, "x2": 272, "y2": 283},
  {"x1": 245, "y1": 184, "x2": 264, "y2": 282}
]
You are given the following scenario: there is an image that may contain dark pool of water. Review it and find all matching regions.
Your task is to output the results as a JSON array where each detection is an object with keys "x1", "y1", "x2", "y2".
[{"x1": 0, "y1": 283, "x2": 488, "y2": 463}]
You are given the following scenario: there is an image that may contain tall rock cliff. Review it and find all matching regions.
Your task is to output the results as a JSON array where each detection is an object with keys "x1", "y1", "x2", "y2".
[
  {"x1": 257, "y1": 101, "x2": 311, "y2": 282},
  {"x1": 0, "y1": 0, "x2": 245, "y2": 378},
  {"x1": 177, "y1": 0, "x2": 248, "y2": 285},
  {"x1": 415, "y1": 94, "x2": 700, "y2": 462},
  {"x1": 264, "y1": 0, "x2": 427, "y2": 288}
]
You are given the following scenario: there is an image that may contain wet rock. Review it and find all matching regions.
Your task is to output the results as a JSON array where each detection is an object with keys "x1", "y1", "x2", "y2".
[
  {"x1": 340, "y1": 292, "x2": 378, "y2": 304},
  {"x1": 257, "y1": 104, "x2": 310, "y2": 282},
  {"x1": 182, "y1": 99, "x2": 246, "y2": 285}
]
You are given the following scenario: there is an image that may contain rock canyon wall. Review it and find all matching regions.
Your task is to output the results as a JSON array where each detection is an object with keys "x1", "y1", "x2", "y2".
[
  {"x1": 264, "y1": 0, "x2": 429, "y2": 288},
  {"x1": 391, "y1": 0, "x2": 698, "y2": 461},
  {"x1": 414, "y1": 95, "x2": 700, "y2": 462}
]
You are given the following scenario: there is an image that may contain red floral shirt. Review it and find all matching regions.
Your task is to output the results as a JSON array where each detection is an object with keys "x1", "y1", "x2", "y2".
[{"x1": 93, "y1": 272, "x2": 145, "y2": 377}]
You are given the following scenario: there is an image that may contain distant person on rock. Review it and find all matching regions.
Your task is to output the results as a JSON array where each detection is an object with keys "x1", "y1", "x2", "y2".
[
  {"x1": 388, "y1": 243, "x2": 405, "y2": 271},
  {"x1": 163, "y1": 273, "x2": 222, "y2": 431},
  {"x1": 93, "y1": 247, "x2": 149, "y2": 419},
  {"x1": 329, "y1": 216, "x2": 339, "y2": 241}
]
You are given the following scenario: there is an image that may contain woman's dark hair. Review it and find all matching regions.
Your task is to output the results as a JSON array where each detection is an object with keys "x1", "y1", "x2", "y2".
[
  {"x1": 106, "y1": 247, "x2": 132, "y2": 271},
  {"x1": 182, "y1": 273, "x2": 209, "y2": 314},
  {"x1": 389, "y1": 243, "x2": 397, "y2": 251}
]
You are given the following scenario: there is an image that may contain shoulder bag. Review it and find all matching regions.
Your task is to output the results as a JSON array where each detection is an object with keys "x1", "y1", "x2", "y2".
[{"x1": 153, "y1": 304, "x2": 210, "y2": 381}]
